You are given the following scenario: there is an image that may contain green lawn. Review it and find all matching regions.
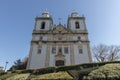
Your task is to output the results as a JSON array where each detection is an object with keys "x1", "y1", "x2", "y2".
[
  {"x1": 6, "y1": 73, "x2": 30, "y2": 80},
  {"x1": 0, "y1": 61, "x2": 120, "y2": 80},
  {"x1": 31, "y1": 71, "x2": 73, "y2": 80}
]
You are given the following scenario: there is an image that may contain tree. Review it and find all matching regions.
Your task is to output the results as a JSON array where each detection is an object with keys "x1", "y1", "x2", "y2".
[
  {"x1": 14, "y1": 59, "x2": 22, "y2": 67},
  {"x1": 92, "y1": 44, "x2": 120, "y2": 62},
  {"x1": 9, "y1": 57, "x2": 28, "y2": 71},
  {"x1": 92, "y1": 44, "x2": 109, "y2": 62},
  {"x1": 107, "y1": 45, "x2": 120, "y2": 61}
]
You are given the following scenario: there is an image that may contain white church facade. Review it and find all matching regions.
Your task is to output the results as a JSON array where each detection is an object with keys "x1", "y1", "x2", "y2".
[{"x1": 27, "y1": 10, "x2": 92, "y2": 69}]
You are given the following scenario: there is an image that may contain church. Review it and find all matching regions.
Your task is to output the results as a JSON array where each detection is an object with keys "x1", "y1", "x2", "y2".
[{"x1": 27, "y1": 10, "x2": 92, "y2": 69}]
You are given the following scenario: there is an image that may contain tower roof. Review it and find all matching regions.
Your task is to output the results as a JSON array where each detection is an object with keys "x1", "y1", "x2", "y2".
[
  {"x1": 42, "y1": 9, "x2": 50, "y2": 17},
  {"x1": 71, "y1": 10, "x2": 79, "y2": 17}
]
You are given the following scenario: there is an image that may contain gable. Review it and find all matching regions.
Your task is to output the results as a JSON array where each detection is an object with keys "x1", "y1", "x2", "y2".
[{"x1": 47, "y1": 24, "x2": 67, "y2": 33}]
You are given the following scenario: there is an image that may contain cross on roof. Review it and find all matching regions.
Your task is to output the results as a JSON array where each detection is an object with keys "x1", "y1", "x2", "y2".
[{"x1": 59, "y1": 18, "x2": 62, "y2": 24}]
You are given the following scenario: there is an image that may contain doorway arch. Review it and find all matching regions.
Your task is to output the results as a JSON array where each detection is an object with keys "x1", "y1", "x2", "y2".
[{"x1": 55, "y1": 60, "x2": 64, "y2": 66}]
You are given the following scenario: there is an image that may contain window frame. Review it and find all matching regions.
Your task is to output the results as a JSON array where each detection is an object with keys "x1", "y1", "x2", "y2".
[
  {"x1": 64, "y1": 47, "x2": 69, "y2": 54},
  {"x1": 52, "y1": 47, "x2": 56, "y2": 54},
  {"x1": 79, "y1": 48, "x2": 83, "y2": 54},
  {"x1": 78, "y1": 36, "x2": 81, "y2": 40},
  {"x1": 38, "y1": 48, "x2": 42, "y2": 54},
  {"x1": 40, "y1": 36, "x2": 43, "y2": 40},
  {"x1": 41, "y1": 22, "x2": 45, "y2": 29},
  {"x1": 75, "y1": 21, "x2": 80, "y2": 29}
]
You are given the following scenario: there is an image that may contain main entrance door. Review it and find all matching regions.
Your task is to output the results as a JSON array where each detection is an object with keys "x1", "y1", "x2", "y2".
[{"x1": 55, "y1": 60, "x2": 64, "y2": 66}]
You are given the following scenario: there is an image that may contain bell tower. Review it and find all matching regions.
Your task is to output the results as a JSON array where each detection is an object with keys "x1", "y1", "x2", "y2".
[
  {"x1": 34, "y1": 10, "x2": 53, "y2": 31},
  {"x1": 67, "y1": 10, "x2": 87, "y2": 31}
]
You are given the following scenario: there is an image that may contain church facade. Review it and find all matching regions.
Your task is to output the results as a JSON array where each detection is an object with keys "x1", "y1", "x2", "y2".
[{"x1": 27, "y1": 11, "x2": 92, "y2": 69}]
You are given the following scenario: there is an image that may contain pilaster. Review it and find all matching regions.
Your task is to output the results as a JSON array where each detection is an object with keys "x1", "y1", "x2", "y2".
[
  {"x1": 45, "y1": 43, "x2": 50, "y2": 66},
  {"x1": 87, "y1": 43, "x2": 92, "y2": 62},
  {"x1": 26, "y1": 43, "x2": 34, "y2": 69},
  {"x1": 70, "y1": 43, "x2": 75, "y2": 65}
]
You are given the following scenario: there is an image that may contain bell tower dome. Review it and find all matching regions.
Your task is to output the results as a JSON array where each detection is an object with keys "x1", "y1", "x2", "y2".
[
  {"x1": 71, "y1": 10, "x2": 79, "y2": 17},
  {"x1": 67, "y1": 10, "x2": 87, "y2": 32},
  {"x1": 34, "y1": 10, "x2": 53, "y2": 31},
  {"x1": 42, "y1": 10, "x2": 50, "y2": 17}
]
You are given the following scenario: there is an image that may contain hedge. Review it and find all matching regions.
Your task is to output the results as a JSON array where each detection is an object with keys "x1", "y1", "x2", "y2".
[
  {"x1": 32, "y1": 67, "x2": 55, "y2": 75},
  {"x1": 9, "y1": 61, "x2": 120, "y2": 75}
]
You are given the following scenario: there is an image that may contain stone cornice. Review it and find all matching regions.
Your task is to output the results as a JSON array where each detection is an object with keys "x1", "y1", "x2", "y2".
[
  {"x1": 32, "y1": 30, "x2": 88, "y2": 35},
  {"x1": 31, "y1": 40, "x2": 90, "y2": 44},
  {"x1": 68, "y1": 17, "x2": 85, "y2": 20},
  {"x1": 35, "y1": 17, "x2": 53, "y2": 20}
]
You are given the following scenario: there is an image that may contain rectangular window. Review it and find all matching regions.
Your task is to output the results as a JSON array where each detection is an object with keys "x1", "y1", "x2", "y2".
[
  {"x1": 40, "y1": 36, "x2": 43, "y2": 40},
  {"x1": 64, "y1": 47, "x2": 68, "y2": 54},
  {"x1": 79, "y1": 48, "x2": 83, "y2": 54},
  {"x1": 38, "y1": 48, "x2": 41, "y2": 54},
  {"x1": 78, "y1": 36, "x2": 81, "y2": 40},
  {"x1": 52, "y1": 47, "x2": 56, "y2": 54}
]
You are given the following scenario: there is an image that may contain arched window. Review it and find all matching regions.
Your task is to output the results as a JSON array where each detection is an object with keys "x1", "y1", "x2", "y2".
[
  {"x1": 41, "y1": 22, "x2": 45, "y2": 29},
  {"x1": 75, "y1": 21, "x2": 80, "y2": 29}
]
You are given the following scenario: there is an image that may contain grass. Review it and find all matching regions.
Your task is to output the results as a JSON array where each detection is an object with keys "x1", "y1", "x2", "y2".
[
  {"x1": 68, "y1": 70, "x2": 80, "y2": 80},
  {"x1": 0, "y1": 73, "x2": 17, "y2": 80},
  {"x1": 1, "y1": 61, "x2": 120, "y2": 80},
  {"x1": 6, "y1": 73, "x2": 30, "y2": 80},
  {"x1": 31, "y1": 71, "x2": 73, "y2": 80}
]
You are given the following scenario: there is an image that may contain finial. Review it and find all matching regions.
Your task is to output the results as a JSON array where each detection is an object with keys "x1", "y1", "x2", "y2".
[
  {"x1": 43, "y1": 9, "x2": 49, "y2": 13},
  {"x1": 58, "y1": 18, "x2": 62, "y2": 24},
  {"x1": 45, "y1": 9, "x2": 47, "y2": 12}
]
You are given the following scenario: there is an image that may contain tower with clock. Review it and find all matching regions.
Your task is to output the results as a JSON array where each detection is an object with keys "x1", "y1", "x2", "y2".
[{"x1": 27, "y1": 10, "x2": 92, "y2": 69}]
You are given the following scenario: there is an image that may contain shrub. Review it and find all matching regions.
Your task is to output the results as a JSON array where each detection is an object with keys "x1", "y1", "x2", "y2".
[
  {"x1": 0, "y1": 72, "x2": 6, "y2": 76},
  {"x1": 32, "y1": 67, "x2": 55, "y2": 75},
  {"x1": 21, "y1": 69, "x2": 34, "y2": 73},
  {"x1": 86, "y1": 64, "x2": 120, "y2": 80},
  {"x1": 56, "y1": 65, "x2": 80, "y2": 72}
]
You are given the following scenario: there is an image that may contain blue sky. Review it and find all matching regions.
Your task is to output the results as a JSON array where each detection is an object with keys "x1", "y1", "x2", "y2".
[{"x1": 0, "y1": 0, "x2": 120, "y2": 70}]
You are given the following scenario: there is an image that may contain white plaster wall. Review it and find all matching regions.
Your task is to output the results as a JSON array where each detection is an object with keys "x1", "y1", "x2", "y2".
[
  {"x1": 36, "y1": 20, "x2": 51, "y2": 30},
  {"x1": 49, "y1": 45, "x2": 56, "y2": 66},
  {"x1": 33, "y1": 35, "x2": 39, "y2": 41},
  {"x1": 63, "y1": 46, "x2": 71, "y2": 65},
  {"x1": 49, "y1": 45, "x2": 71, "y2": 66},
  {"x1": 44, "y1": 36, "x2": 48, "y2": 41},
  {"x1": 81, "y1": 36, "x2": 86, "y2": 41},
  {"x1": 32, "y1": 35, "x2": 48, "y2": 41},
  {"x1": 29, "y1": 44, "x2": 46, "y2": 69},
  {"x1": 74, "y1": 44, "x2": 90, "y2": 64},
  {"x1": 69, "y1": 19, "x2": 85, "y2": 30}
]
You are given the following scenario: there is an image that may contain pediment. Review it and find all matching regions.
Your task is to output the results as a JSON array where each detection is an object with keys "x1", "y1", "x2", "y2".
[
  {"x1": 53, "y1": 25, "x2": 67, "y2": 33},
  {"x1": 47, "y1": 24, "x2": 73, "y2": 34}
]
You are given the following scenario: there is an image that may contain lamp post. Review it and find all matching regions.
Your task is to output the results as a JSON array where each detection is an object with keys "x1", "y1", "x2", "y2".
[{"x1": 4, "y1": 61, "x2": 8, "y2": 72}]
